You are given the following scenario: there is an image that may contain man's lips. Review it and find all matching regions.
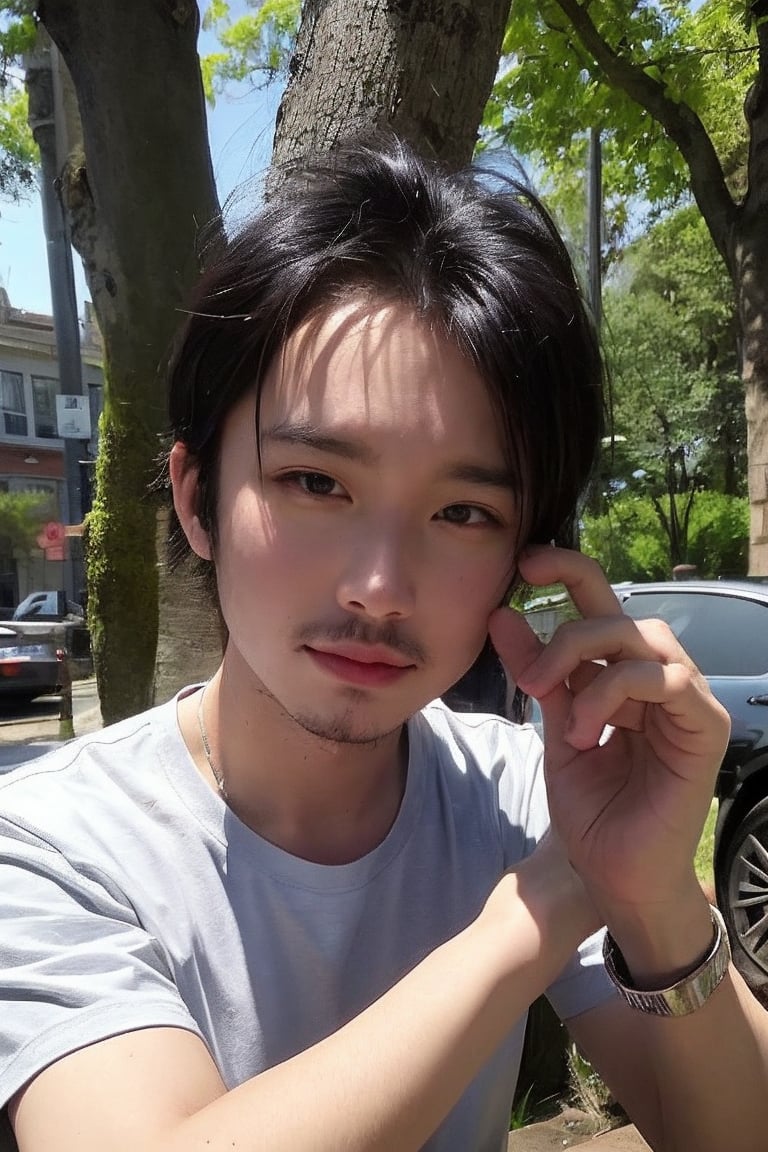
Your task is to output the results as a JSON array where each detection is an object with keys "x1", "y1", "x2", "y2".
[
  {"x1": 309, "y1": 642, "x2": 414, "y2": 667},
  {"x1": 304, "y1": 643, "x2": 416, "y2": 687}
]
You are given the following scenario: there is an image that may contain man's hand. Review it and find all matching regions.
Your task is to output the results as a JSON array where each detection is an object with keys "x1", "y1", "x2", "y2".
[{"x1": 489, "y1": 547, "x2": 730, "y2": 922}]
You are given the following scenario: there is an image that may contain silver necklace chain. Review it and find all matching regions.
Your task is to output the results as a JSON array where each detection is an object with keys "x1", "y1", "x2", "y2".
[{"x1": 197, "y1": 682, "x2": 228, "y2": 799}]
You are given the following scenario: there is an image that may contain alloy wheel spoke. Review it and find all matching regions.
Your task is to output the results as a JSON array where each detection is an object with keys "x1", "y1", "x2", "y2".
[
  {"x1": 734, "y1": 892, "x2": 768, "y2": 910},
  {"x1": 741, "y1": 911, "x2": 768, "y2": 946},
  {"x1": 745, "y1": 833, "x2": 768, "y2": 875}
]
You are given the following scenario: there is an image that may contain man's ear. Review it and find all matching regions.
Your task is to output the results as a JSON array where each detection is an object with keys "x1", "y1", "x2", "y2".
[{"x1": 169, "y1": 442, "x2": 213, "y2": 561}]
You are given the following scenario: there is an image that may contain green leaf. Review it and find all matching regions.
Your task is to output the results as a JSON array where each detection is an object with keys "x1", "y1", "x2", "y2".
[
  {"x1": 487, "y1": 0, "x2": 755, "y2": 213},
  {"x1": 202, "y1": 0, "x2": 230, "y2": 33},
  {"x1": 0, "y1": 489, "x2": 53, "y2": 553},
  {"x1": 203, "y1": 0, "x2": 300, "y2": 97},
  {"x1": 0, "y1": 84, "x2": 38, "y2": 198}
]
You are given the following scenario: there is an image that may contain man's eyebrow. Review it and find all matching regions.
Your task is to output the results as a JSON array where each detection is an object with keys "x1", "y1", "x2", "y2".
[
  {"x1": 261, "y1": 423, "x2": 377, "y2": 464},
  {"x1": 442, "y1": 463, "x2": 518, "y2": 492}
]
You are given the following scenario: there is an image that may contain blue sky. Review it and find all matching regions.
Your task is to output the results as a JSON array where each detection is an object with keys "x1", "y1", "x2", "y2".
[{"x1": 0, "y1": 3, "x2": 283, "y2": 315}]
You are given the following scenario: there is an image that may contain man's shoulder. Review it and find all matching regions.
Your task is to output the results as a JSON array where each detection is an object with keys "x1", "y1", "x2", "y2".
[
  {"x1": 411, "y1": 700, "x2": 549, "y2": 851},
  {"x1": 1, "y1": 697, "x2": 169, "y2": 785},
  {"x1": 421, "y1": 695, "x2": 541, "y2": 760},
  {"x1": 0, "y1": 693, "x2": 187, "y2": 845},
  {"x1": 415, "y1": 698, "x2": 543, "y2": 777}
]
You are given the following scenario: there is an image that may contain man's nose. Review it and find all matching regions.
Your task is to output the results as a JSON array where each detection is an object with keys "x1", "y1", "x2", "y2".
[{"x1": 336, "y1": 523, "x2": 417, "y2": 620}]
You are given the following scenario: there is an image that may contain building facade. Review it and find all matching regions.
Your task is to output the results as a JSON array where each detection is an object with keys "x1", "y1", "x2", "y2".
[{"x1": 0, "y1": 288, "x2": 102, "y2": 613}]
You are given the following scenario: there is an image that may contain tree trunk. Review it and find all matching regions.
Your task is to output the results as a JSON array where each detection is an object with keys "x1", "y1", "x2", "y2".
[
  {"x1": 739, "y1": 9, "x2": 768, "y2": 572},
  {"x1": 737, "y1": 212, "x2": 768, "y2": 574},
  {"x1": 154, "y1": 508, "x2": 224, "y2": 697},
  {"x1": 272, "y1": 0, "x2": 511, "y2": 170},
  {"x1": 38, "y1": 0, "x2": 221, "y2": 721}
]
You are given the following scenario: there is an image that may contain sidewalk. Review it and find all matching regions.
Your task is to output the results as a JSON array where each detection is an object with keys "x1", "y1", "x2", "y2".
[
  {"x1": 507, "y1": 1111, "x2": 649, "y2": 1150},
  {"x1": 0, "y1": 678, "x2": 102, "y2": 747}
]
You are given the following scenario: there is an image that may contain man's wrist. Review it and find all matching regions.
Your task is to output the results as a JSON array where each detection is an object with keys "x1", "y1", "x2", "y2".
[
  {"x1": 598, "y1": 881, "x2": 716, "y2": 990},
  {"x1": 603, "y1": 905, "x2": 730, "y2": 1015}
]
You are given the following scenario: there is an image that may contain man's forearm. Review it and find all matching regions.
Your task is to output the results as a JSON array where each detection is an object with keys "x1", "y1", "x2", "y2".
[
  {"x1": 631, "y1": 966, "x2": 768, "y2": 1152},
  {"x1": 582, "y1": 883, "x2": 768, "y2": 1152}
]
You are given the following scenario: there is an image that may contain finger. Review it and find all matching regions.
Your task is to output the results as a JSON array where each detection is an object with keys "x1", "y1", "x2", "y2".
[
  {"x1": 517, "y1": 615, "x2": 690, "y2": 698},
  {"x1": 487, "y1": 605, "x2": 544, "y2": 684},
  {"x1": 518, "y1": 546, "x2": 622, "y2": 619},
  {"x1": 567, "y1": 659, "x2": 643, "y2": 730},
  {"x1": 563, "y1": 659, "x2": 723, "y2": 754},
  {"x1": 488, "y1": 608, "x2": 574, "y2": 745}
]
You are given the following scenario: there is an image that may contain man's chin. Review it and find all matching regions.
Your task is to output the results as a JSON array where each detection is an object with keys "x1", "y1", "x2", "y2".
[{"x1": 286, "y1": 704, "x2": 407, "y2": 748}]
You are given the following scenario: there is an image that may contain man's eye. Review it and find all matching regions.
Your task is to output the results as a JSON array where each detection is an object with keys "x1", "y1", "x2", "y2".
[
  {"x1": 438, "y1": 504, "x2": 496, "y2": 526},
  {"x1": 291, "y1": 471, "x2": 341, "y2": 496}
]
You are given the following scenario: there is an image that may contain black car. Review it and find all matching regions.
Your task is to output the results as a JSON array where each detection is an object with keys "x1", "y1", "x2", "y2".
[
  {"x1": 0, "y1": 623, "x2": 61, "y2": 700},
  {"x1": 616, "y1": 580, "x2": 768, "y2": 990},
  {"x1": 9, "y1": 591, "x2": 92, "y2": 680},
  {"x1": 13, "y1": 590, "x2": 84, "y2": 622}
]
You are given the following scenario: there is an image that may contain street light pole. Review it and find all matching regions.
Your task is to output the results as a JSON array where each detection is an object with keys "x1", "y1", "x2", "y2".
[
  {"x1": 587, "y1": 126, "x2": 602, "y2": 331},
  {"x1": 24, "y1": 27, "x2": 85, "y2": 602}
]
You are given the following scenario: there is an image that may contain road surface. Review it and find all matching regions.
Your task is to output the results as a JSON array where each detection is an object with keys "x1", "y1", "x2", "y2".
[{"x1": 0, "y1": 677, "x2": 101, "y2": 766}]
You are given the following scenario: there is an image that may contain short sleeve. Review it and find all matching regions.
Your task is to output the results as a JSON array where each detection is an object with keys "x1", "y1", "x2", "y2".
[
  {"x1": 0, "y1": 817, "x2": 205, "y2": 1109},
  {"x1": 545, "y1": 928, "x2": 618, "y2": 1020}
]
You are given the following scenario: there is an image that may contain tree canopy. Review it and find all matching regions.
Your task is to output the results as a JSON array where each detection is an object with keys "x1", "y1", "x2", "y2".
[
  {"x1": 201, "y1": 0, "x2": 298, "y2": 98},
  {"x1": 0, "y1": 1, "x2": 37, "y2": 196},
  {"x1": 488, "y1": 0, "x2": 754, "y2": 217},
  {"x1": 588, "y1": 200, "x2": 746, "y2": 576}
]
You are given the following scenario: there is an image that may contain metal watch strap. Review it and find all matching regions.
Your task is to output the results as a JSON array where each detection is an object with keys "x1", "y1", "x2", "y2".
[{"x1": 602, "y1": 905, "x2": 731, "y2": 1017}]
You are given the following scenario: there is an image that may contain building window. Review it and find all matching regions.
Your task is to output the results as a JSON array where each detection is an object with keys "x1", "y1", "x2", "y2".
[
  {"x1": 32, "y1": 375, "x2": 59, "y2": 438},
  {"x1": 0, "y1": 370, "x2": 27, "y2": 436},
  {"x1": 0, "y1": 476, "x2": 60, "y2": 519}
]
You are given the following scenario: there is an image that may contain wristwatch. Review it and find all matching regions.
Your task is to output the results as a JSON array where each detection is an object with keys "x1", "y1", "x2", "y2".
[{"x1": 602, "y1": 904, "x2": 731, "y2": 1017}]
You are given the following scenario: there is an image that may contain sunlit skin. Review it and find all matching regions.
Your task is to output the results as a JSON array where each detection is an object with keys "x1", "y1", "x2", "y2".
[{"x1": 171, "y1": 301, "x2": 520, "y2": 859}]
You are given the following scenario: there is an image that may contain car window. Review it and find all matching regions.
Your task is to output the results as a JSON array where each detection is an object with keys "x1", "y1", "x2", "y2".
[
  {"x1": 621, "y1": 591, "x2": 768, "y2": 677},
  {"x1": 12, "y1": 591, "x2": 66, "y2": 621}
]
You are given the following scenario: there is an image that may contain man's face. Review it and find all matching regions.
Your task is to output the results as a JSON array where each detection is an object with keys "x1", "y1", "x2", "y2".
[{"x1": 210, "y1": 301, "x2": 520, "y2": 743}]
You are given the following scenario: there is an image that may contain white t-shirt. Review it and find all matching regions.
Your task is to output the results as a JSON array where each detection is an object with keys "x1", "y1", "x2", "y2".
[{"x1": 0, "y1": 692, "x2": 615, "y2": 1151}]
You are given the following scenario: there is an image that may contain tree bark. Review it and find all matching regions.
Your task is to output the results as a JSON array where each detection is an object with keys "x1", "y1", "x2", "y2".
[
  {"x1": 737, "y1": 212, "x2": 768, "y2": 572},
  {"x1": 38, "y1": 0, "x2": 221, "y2": 720},
  {"x1": 739, "y1": 6, "x2": 768, "y2": 572},
  {"x1": 272, "y1": 0, "x2": 511, "y2": 170}
]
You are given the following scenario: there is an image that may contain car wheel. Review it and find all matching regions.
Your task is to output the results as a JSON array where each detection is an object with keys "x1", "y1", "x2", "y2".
[{"x1": 720, "y1": 794, "x2": 768, "y2": 986}]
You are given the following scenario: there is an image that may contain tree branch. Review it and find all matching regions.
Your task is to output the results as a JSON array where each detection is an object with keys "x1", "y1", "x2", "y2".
[
  {"x1": 744, "y1": 1, "x2": 768, "y2": 211},
  {"x1": 553, "y1": 0, "x2": 738, "y2": 268}
]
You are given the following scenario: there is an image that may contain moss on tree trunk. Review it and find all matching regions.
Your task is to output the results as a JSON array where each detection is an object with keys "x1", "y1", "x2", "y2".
[{"x1": 85, "y1": 407, "x2": 158, "y2": 724}]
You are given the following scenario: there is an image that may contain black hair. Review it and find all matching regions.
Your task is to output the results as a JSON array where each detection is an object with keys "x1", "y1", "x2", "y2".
[{"x1": 166, "y1": 133, "x2": 603, "y2": 601}]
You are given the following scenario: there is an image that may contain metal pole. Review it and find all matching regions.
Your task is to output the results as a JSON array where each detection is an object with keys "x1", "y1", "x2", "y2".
[
  {"x1": 587, "y1": 126, "x2": 602, "y2": 331},
  {"x1": 24, "y1": 28, "x2": 85, "y2": 602},
  {"x1": 56, "y1": 646, "x2": 74, "y2": 740}
]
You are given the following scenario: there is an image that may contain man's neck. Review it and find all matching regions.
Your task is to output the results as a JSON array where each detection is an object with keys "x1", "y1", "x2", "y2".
[{"x1": 177, "y1": 665, "x2": 409, "y2": 865}]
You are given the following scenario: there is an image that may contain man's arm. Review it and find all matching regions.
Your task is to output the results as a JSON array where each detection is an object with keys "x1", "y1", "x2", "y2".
[
  {"x1": 10, "y1": 844, "x2": 596, "y2": 1152},
  {"x1": 491, "y1": 545, "x2": 768, "y2": 1152},
  {"x1": 568, "y1": 959, "x2": 768, "y2": 1152}
]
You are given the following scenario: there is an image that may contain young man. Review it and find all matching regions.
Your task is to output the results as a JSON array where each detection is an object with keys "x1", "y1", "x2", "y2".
[{"x1": 1, "y1": 137, "x2": 766, "y2": 1152}]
